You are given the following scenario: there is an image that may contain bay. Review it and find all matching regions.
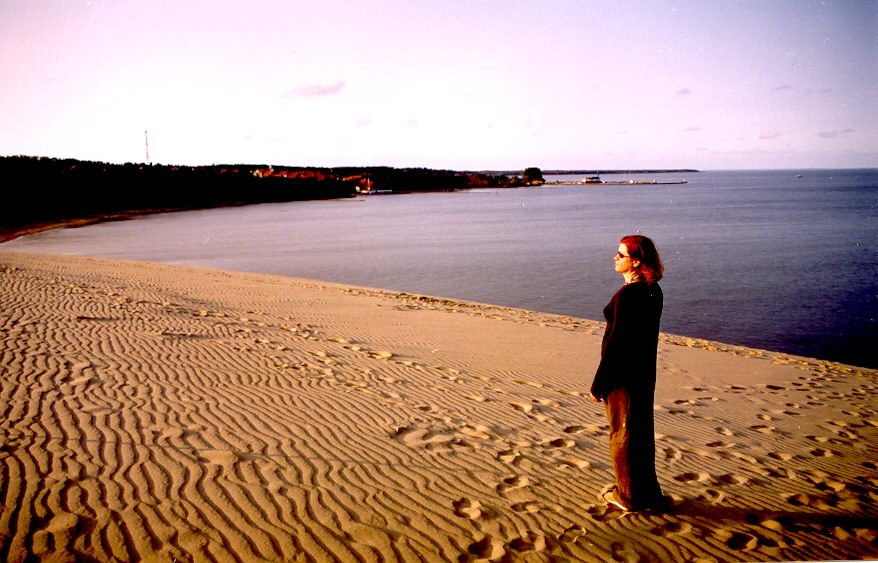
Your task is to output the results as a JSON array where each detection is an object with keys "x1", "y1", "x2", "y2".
[{"x1": 3, "y1": 169, "x2": 876, "y2": 368}]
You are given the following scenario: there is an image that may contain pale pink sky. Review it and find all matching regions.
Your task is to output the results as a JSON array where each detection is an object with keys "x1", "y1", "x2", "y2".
[{"x1": 1, "y1": 0, "x2": 876, "y2": 169}]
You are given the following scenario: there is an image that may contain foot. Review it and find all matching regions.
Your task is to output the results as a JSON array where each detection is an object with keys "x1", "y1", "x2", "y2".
[
  {"x1": 601, "y1": 487, "x2": 632, "y2": 512},
  {"x1": 600, "y1": 486, "x2": 672, "y2": 513}
]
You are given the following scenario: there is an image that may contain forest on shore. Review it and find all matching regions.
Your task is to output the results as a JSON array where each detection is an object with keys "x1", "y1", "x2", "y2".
[
  {"x1": 0, "y1": 156, "x2": 526, "y2": 241},
  {"x1": 1, "y1": 156, "x2": 697, "y2": 242}
]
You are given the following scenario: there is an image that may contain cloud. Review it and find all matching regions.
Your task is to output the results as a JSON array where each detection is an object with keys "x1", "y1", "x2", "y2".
[
  {"x1": 286, "y1": 81, "x2": 346, "y2": 98},
  {"x1": 686, "y1": 126, "x2": 701, "y2": 132},
  {"x1": 675, "y1": 88, "x2": 691, "y2": 96},
  {"x1": 804, "y1": 87, "x2": 834, "y2": 97},
  {"x1": 772, "y1": 85, "x2": 792, "y2": 92},
  {"x1": 758, "y1": 131, "x2": 781, "y2": 140},
  {"x1": 818, "y1": 129, "x2": 854, "y2": 138}
]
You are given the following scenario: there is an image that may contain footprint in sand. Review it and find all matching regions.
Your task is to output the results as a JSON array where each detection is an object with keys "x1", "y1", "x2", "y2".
[
  {"x1": 509, "y1": 401, "x2": 555, "y2": 423},
  {"x1": 784, "y1": 492, "x2": 837, "y2": 510},
  {"x1": 725, "y1": 450, "x2": 760, "y2": 464},
  {"x1": 674, "y1": 472, "x2": 711, "y2": 484},
  {"x1": 533, "y1": 398, "x2": 561, "y2": 408},
  {"x1": 650, "y1": 521, "x2": 693, "y2": 538},
  {"x1": 464, "y1": 536, "x2": 505, "y2": 560},
  {"x1": 587, "y1": 503, "x2": 623, "y2": 523},
  {"x1": 496, "y1": 475, "x2": 531, "y2": 496},
  {"x1": 511, "y1": 501, "x2": 540, "y2": 513},
  {"x1": 542, "y1": 437, "x2": 576, "y2": 449},
  {"x1": 813, "y1": 479, "x2": 847, "y2": 493},
  {"x1": 507, "y1": 533, "x2": 547, "y2": 555},
  {"x1": 151, "y1": 425, "x2": 200, "y2": 441},
  {"x1": 513, "y1": 379, "x2": 544, "y2": 389},
  {"x1": 706, "y1": 441, "x2": 736, "y2": 449},
  {"x1": 31, "y1": 512, "x2": 95, "y2": 558},
  {"x1": 716, "y1": 529, "x2": 759, "y2": 551},
  {"x1": 459, "y1": 424, "x2": 493, "y2": 440},
  {"x1": 611, "y1": 541, "x2": 645, "y2": 563},
  {"x1": 556, "y1": 457, "x2": 593, "y2": 470},
  {"x1": 510, "y1": 402, "x2": 534, "y2": 414},
  {"x1": 559, "y1": 525, "x2": 587, "y2": 543},
  {"x1": 367, "y1": 350, "x2": 394, "y2": 360},
  {"x1": 452, "y1": 498, "x2": 486, "y2": 520},
  {"x1": 496, "y1": 449, "x2": 521, "y2": 465},
  {"x1": 466, "y1": 395, "x2": 490, "y2": 403},
  {"x1": 696, "y1": 488, "x2": 725, "y2": 504},
  {"x1": 392, "y1": 425, "x2": 455, "y2": 450},
  {"x1": 714, "y1": 473, "x2": 753, "y2": 486}
]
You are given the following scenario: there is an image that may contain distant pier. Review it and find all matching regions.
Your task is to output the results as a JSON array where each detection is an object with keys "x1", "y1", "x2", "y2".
[{"x1": 546, "y1": 178, "x2": 689, "y2": 186}]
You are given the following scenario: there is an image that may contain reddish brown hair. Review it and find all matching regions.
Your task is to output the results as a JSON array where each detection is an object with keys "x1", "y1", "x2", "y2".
[{"x1": 621, "y1": 235, "x2": 664, "y2": 283}]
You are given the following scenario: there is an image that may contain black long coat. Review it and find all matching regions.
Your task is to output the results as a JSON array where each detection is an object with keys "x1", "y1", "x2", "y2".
[
  {"x1": 590, "y1": 281, "x2": 663, "y2": 399},
  {"x1": 590, "y1": 280, "x2": 664, "y2": 509}
]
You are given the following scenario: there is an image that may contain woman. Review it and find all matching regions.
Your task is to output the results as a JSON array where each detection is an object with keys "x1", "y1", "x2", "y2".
[{"x1": 590, "y1": 235, "x2": 667, "y2": 512}]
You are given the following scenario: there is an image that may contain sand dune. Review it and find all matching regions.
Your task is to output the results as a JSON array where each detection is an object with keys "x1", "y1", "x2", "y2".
[{"x1": 1, "y1": 251, "x2": 876, "y2": 562}]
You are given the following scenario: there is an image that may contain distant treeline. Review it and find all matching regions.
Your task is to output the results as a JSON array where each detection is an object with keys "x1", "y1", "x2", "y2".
[{"x1": 0, "y1": 156, "x2": 520, "y2": 241}]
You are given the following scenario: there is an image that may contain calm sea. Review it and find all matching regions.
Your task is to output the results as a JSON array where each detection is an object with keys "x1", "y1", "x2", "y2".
[{"x1": 3, "y1": 169, "x2": 877, "y2": 368}]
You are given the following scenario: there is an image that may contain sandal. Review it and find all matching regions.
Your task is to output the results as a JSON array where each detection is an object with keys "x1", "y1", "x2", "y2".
[{"x1": 600, "y1": 487, "x2": 632, "y2": 512}]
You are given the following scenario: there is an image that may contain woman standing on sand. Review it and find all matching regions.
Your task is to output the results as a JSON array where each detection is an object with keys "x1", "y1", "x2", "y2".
[{"x1": 590, "y1": 234, "x2": 667, "y2": 512}]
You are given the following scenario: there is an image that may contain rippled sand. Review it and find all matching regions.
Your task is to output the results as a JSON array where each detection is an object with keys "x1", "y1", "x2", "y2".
[{"x1": 1, "y1": 251, "x2": 876, "y2": 562}]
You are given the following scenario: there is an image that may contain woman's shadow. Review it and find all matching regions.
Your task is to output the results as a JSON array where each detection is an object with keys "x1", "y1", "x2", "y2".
[{"x1": 668, "y1": 498, "x2": 878, "y2": 531}]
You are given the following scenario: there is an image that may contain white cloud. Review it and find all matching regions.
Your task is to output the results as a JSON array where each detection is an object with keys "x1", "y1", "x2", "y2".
[{"x1": 286, "y1": 81, "x2": 346, "y2": 98}]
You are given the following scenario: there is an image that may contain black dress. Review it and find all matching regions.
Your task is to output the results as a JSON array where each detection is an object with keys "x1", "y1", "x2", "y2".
[{"x1": 591, "y1": 281, "x2": 664, "y2": 510}]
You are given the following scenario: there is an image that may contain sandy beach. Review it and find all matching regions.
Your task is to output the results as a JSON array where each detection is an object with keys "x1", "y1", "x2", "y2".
[{"x1": 1, "y1": 250, "x2": 876, "y2": 562}]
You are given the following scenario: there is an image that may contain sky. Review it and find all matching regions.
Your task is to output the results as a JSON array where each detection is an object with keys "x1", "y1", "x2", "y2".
[{"x1": 1, "y1": 0, "x2": 876, "y2": 170}]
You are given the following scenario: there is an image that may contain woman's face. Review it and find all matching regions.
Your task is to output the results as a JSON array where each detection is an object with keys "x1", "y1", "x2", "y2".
[{"x1": 614, "y1": 243, "x2": 637, "y2": 275}]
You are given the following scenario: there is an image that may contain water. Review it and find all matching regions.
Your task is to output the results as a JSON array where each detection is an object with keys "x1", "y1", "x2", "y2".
[{"x1": 3, "y1": 169, "x2": 877, "y2": 368}]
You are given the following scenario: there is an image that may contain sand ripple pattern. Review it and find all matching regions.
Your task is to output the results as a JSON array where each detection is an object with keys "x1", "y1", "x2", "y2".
[{"x1": 1, "y1": 252, "x2": 877, "y2": 562}]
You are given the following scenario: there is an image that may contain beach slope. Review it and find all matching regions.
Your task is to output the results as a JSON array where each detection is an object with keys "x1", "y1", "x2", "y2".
[{"x1": 1, "y1": 252, "x2": 876, "y2": 561}]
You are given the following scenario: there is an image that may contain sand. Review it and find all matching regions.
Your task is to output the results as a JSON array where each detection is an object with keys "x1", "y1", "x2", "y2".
[{"x1": 0, "y1": 250, "x2": 876, "y2": 562}]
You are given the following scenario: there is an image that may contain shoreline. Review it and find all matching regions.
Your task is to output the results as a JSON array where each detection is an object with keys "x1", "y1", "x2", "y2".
[
  {"x1": 1, "y1": 251, "x2": 876, "y2": 561},
  {"x1": 0, "y1": 209, "x2": 186, "y2": 243}
]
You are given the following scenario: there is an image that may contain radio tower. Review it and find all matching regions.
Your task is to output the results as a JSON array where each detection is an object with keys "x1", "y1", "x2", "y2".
[{"x1": 145, "y1": 130, "x2": 150, "y2": 164}]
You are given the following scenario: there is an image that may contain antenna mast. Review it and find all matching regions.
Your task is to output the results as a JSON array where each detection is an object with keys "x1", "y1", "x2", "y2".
[{"x1": 145, "y1": 130, "x2": 150, "y2": 164}]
